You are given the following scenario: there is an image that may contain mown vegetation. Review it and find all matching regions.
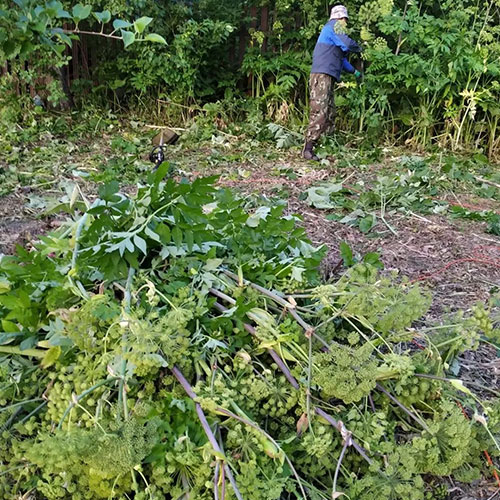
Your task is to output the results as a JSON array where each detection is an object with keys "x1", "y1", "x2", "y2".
[{"x1": 1, "y1": 1, "x2": 500, "y2": 500}]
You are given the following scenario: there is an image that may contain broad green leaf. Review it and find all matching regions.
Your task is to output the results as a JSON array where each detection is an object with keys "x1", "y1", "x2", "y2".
[
  {"x1": 144, "y1": 226, "x2": 161, "y2": 243},
  {"x1": 112, "y1": 19, "x2": 132, "y2": 30},
  {"x1": 72, "y1": 4, "x2": 91, "y2": 21},
  {"x1": 41, "y1": 346, "x2": 62, "y2": 368},
  {"x1": 93, "y1": 10, "x2": 111, "y2": 24},
  {"x1": 291, "y1": 266, "x2": 305, "y2": 282},
  {"x1": 145, "y1": 33, "x2": 166, "y2": 44},
  {"x1": 0, "y1": 277, "x2": 11, "y2": 294},
  {"x1": 359, "y1": 214, "x2": 376, "y2": 233},
  {"x1": 246, "y1": 206, "x2": 270, "y2": 228},
  {"x1": 1, "y1": 320, "x2": 19, "y2": 332},
  {"x1": 121, "y1": 29, "x2": 135, "y2": 48},
  {"x1": 56, "y1": 8, "x2": 71, "y2": 18},
  {"x1": 133, "y1": 16, "x2": 153, "y2": 34},
  {"x1": 305, "y1": 183, "x2": 343, "y2": 209},
  {"x1": 98, "y1": 180, "x2": 120, "y2": 201},
  {"x1": 340, "y1": 241, "x2": 354, "y2": 267},
  {"x1": 203, "y1": 258, "x2": 223, "y2": 272},
  {"x1": 133, "y1": 235, "x2": 147, "y2": 255},
  {"x1": 0, "y1": 295, "x2": 22, "y2": 310},
  {"x1": 20, "y1": 336, "x2": 37, "y2": 350},
  {"x1": 363, "y1": 252, "x2": 384, "y2": 269},
  {"x1": 172, "y1": 226, "x2": 182, "y2": 247},
  {"x1": 155, "y1": 224, "x2": 171, "y2": 244},
  {"x1": 185, "y1": 231, "x2": 194, "y2": 251},
  {"x1": 449, "y1": 379, "x2": 474, "y2": 397}
]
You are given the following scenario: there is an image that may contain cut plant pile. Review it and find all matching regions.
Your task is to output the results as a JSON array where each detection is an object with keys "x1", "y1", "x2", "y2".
[{"x1": 1, "y1": 171, "x2": 500, "y2": 500}]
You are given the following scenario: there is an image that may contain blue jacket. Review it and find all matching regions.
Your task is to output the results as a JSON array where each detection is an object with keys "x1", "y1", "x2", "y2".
[{"x1": 311, "y1": 19, "x2": 361, "y2": 81}]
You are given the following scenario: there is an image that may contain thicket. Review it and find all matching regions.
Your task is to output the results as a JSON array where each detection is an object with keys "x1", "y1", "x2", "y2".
[
  {"x1": 1, "y1": 171, "x2": 500, "y2": 499},
  {"x1": 1, "y1": 0, "x2": 500, "y2": 156}
]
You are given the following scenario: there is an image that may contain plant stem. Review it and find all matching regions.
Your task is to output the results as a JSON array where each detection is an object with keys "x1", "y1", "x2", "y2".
[
  {"x1": 376, "y1": 383, "x2": 430, "y2": 432},
  {"x1": 171, "y1": 366, "x2": 244, "y2": 500},
  {"x1": 213, "y1": 294, "x2": 371, "y2": 467},
  {"x1": 315, "y1": 408, "x2": 372, "y2": 465},
  {"x1": 0, "y1": 398, "x2": 44, "y2": 413},
  {"x1": 332, "y1": 439, "x2": 349, "y2": 496},
  {"x1": 306, "y1": 330, "x2": 313, "y2": 436},
  {"x1": 58, "y1": 378, "x2": 119, "y2": 430},
  {"x1": 222, "y1": 272, "x2": 331, "y2": 348},
  {"x1": 71, "y1": 213, "x2": 89, "y2": 271},
  {"x1": 63, "y1": 28, "x2": 122, "y2": 40},
  {"x1": 0, "y1": 346, "x2": 46, "y2": 358},
  {"x1": 415, "y1": 374, "x2": 500, "y2": 398},
  {"x1": 212, "y1": 301, "x2": 300, "y2": 389},
  {"x1": 119, "y1": 267, "x2": 135, "y2": 420},
  {"x1": 214, "y1": 460, "x2": 220, "y2": 500},
  {"x1": 218, "y1": 404, "x2": 308, "y2": 500}
]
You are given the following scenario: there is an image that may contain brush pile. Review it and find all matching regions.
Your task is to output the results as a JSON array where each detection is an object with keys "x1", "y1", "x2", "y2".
[{"x1": 1, "y1": 169, "x2": 499, "y2": 500}]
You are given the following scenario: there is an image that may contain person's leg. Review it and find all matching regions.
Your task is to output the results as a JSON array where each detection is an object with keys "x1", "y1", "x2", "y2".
[
  {"x1": 325, "y1": 84, "x2": 336, "y2": 137},
  {"x1": 304, "y1": 74, "x2": 331, "y2": 160}
]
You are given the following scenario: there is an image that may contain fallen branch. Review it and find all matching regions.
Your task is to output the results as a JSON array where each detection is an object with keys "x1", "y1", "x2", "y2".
[{"x1": 474, "y1": 175, "x2": 500, "y2": 190}]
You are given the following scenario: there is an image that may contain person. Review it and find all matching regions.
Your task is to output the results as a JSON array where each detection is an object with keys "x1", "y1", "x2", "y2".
[{"x1": 303, "y1": 4, "x2": 362, "y2": 161}]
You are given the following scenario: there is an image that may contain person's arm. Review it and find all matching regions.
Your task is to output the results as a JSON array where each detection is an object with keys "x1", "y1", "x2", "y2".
[
  {"x1": 342, "y1": 57, "x2": 355, "y2": 73},
  {"x1": 336, "y1": 33, "x2": 362, "y2": 54}
]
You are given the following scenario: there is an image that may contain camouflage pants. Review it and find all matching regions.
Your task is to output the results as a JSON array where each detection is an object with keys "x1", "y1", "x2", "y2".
[{"x1": 305, "y1": 73, "x2": 336, "y2": 144}]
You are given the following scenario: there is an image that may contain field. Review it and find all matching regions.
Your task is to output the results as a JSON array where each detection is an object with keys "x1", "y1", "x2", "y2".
[{"x1": 1, "y1": 113, "x2": 500, "y2": 499}]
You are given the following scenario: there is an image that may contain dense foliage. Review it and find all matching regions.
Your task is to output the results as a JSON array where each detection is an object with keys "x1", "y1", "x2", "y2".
[
  {"x1": 2, "y1": 0, "x2": 499, "y2": 155},
  {"x1": 1, "y1": 173, "x2": 499, "y2": 499}
]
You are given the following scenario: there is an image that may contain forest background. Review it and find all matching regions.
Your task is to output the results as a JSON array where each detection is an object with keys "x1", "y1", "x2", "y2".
[{"x1": 1, "y1": 0, "x2": 500, "y2": 158}]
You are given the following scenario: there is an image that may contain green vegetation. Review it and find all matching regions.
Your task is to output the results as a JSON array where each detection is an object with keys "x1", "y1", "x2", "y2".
[
  {"x1": 0, "y1": 170, "x2": 499, "y2": 499},
  {"x1": 2, "y1": 0, "x2": 499, "y2": 156},
  {"x1": 1, "y1": 1, "x2": 500, "y2": 499}
]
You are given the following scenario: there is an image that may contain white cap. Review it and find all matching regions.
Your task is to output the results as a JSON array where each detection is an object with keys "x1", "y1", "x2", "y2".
[{"x1": 330, "y1": 5, "x2": 349, "y2": 19}]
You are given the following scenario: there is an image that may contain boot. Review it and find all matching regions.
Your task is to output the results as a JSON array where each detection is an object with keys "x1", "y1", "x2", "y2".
[{"x1": 302, "y1": 141, "x2": 319, "y2": 161}]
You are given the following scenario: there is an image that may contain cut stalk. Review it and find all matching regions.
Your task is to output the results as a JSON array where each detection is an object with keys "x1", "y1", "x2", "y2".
[
  {"x1": 171, "y1": 366, "x2": 244, "y2": 500},
  {"x1": 376, "y1": 383, "x2": 430, "y2": 432}
]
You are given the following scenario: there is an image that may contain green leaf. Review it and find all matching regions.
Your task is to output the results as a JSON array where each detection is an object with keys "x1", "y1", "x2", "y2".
[
  {"x1": 0, "y1": 277, "x2": 11, "y2": 294},
  {"x1": 145, "y1": 33, "x2": 166, "y2": 44},
  {"x1": 203, "y1": 259, "x2": 223, "y2": 272},
  {"x1": 172, "y1": 226, "x2": 182, "y2": 248},
  {"x1": 246, "y1": 207, "x2": 270, "y2": 228},
  {"x1": 112, "y1": 19, "x2": 132, "y2": 30},
  {"x1": 72, "y1": 4, "x2": 91, "y2": 21},
  {"x1": 358, "y1": 214, "x2": 376, "y2": 233},
  {"x1": 98, "y1": 180, "x2": 120, "y2": 202},
  {"x1": 155, "y1": 224, "x2": 171, "y2": 244},
  {"x1": 121, "y1": 29, "x2": 136, "y2": 48},
  {"x1": 20, "y1": 336, "x2": 37, "y2": 350},
  {"x1": 56, "y1": 8, "x2": 71, "y2": 18},
  {"x1": 41, "y1": 346, "x2": 62, "y2": 368},
  {"x1": 93, "y1": 10, "x2": 111, "y2": 24},
  {"x1": 144, "y1": 226, "x2": 161, "y2": 243},
  {"x1": 305, "y1": 183, "x2": 343, "y2": 209},
  {"x1": 185, "y1": 231, "x2": 194, "y2": 252},
  {"x1": 0, "y1": 295, "x2": 22, "y2": 310},
  {"x1": 1, "y1": 320, "x2": 19, "y2": 332},
  {"x1": 133, "y1": 16, "x2": 153, "y2": 34},
  {"x1": 133, "y1": 235, "x2": 147, "y2": 255},
  {"x1": 449, "y1": 379, "x2": 474, "y2": 397},
  {"x1": 340, "y1": 241, "x2": 354, "y2": 267},
  {"x1": 363, "y1": 252, "x2": 383, "y2": 269}
]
